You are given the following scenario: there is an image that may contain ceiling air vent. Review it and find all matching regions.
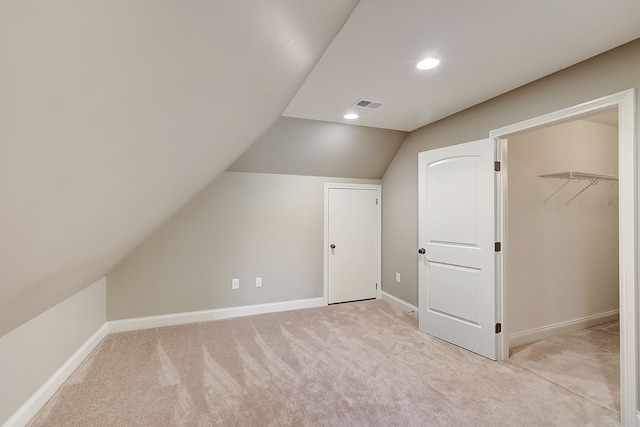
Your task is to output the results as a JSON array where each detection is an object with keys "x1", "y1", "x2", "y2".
[{"x1": 353, "y1": 99, "x2": 384, "y2": 109}]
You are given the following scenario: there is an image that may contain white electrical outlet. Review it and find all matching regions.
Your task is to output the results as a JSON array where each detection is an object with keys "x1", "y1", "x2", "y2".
[
  {"x1": 256, "y1": 277, "x2": 262, "y2": 288},
  {"x1": 395, "y1": 272, "x2": 401, "y2": 283},
  {"x1": 232, "y1": 278, "x2": 239, "y2": 289}
]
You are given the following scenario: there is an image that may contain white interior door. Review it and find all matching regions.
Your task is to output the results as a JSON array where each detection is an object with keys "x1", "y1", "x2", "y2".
[
  {"x1": 418, "y1": 139, "x2": 497, "y2": 360},
  {"x1": 326, "y1": 186, "x2": 379, "y2": 304}
]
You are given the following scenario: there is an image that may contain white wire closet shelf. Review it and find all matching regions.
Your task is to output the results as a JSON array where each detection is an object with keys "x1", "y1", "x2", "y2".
[{"x1": 538, "y1": 171, "x2": 618, "y2": 205}]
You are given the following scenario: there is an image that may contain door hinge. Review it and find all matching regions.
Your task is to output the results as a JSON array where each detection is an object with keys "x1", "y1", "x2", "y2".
[
  {"x1": 375, "y1": 198, "x2": 379, "y2": 205},
  {"x1": 495, "y1": 323, "x2": 502, "y2": 334},
  {"x1": 494, "y1": 161, "x2": 501, "y2": 172},
  {"x1": 495, "y1": 242, "x2": 501, "y2": 252},
  {"x1": 376, "y1": 283, "x2": 378, "y2": 289}
]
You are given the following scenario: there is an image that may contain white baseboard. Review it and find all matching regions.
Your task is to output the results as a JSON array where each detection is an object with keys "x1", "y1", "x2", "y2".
[
  {"x1": 508, "y1": 309, "x2": 620, "y2": 348},
  {"x1": 108, "y1": 297, "x2": 325, "y2": 334},
  {"x1": 380, "y1": 291, "x2": 419, "y2": 320},
  {"x1": 4, "y1": 324, "x2": 108, "y2": 427},
  {"x1": 6, "y1": 298, "x2": 325, "y2": 426}
]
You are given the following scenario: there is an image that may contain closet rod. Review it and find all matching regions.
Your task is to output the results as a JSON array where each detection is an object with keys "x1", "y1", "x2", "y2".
[
  {"x1": 538, "y1": 171, "x2": 618, "y2": 182},
  {"x1": 538, "y1": 171, "x2": 618, "y2": 205}
]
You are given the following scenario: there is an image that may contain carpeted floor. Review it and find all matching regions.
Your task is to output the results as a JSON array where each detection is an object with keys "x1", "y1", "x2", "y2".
[
  {"x1": 509, "y1": 320, "x2": 620, "y2": 413},
  {"x1": 28, "y1": 300, "x2": 620, "y2": 426}
]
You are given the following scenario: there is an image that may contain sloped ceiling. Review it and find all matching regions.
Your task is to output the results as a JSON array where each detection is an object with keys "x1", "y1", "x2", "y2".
[
  {"x1": 3, "y1": 0, "x2": 640, "y2": 337},
  {"x1": 0, "y1": 0, "x2": 359, "y2": 336},
  {"x1": 228, "y1": 117, "x2": 406, "y2": 179}
]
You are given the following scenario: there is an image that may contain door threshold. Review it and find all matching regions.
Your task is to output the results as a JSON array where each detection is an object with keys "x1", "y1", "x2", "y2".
[{"x1": 328, "y1": 298, "x2": 376, "y2": 306}]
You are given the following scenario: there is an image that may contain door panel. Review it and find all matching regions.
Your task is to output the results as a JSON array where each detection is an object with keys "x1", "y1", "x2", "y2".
[
  {"x1": 428, "y1": 262, "x2": 480, "y2": 326},
  {"x1": 327, "y1": 187, "x2": 379, "y2": 304},
  {"x1": 427, "y1": 157, "x2": 480, "y2": 246},
  {"x1": 418, "y1": 139, "x2": 496, "y2": 359}
]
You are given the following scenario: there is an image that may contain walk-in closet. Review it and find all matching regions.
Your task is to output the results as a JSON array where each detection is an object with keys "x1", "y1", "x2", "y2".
[{"x1": 505, "y1": 108, "x2": 620, "y2": 412}]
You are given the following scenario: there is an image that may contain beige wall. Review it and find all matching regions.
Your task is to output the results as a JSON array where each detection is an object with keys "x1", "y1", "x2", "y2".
[
  {"x1": 381, "y1": 38, "x2": 640, "y2": 307},
  {"x1": 107, "y1": 172, "x2": 380, "y2": 320},
  {"x1": 507, "y1": 120, "x2": 618, "y2": 334},
  {"x1": 0, "y1": 278, "x2": 106, "y2": 425},
  {"x1": 228, "y1": 117, "x2": 406, "y2": 179}
]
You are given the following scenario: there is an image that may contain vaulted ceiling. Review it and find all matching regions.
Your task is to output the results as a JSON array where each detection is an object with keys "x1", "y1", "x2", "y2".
[
  {"x1": 2, "y1": 0, "x2": 639, "y2": 336},
  {"x1": 0, "y1": 0, "x2": 360, "y2": 335}
]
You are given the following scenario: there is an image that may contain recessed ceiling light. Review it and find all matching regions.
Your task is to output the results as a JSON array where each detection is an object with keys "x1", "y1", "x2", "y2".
[
  {"x1": 344, "y1": 113, "x2": 359, "y2": 120},
  {"x1": 417, "y1": 58, "x2": 440, "y2": 71}
]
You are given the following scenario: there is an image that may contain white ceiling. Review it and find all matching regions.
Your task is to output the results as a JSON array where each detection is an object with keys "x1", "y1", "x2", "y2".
[
  {"x1": 583, "y1": 108, "x2": 619, "y2": 127},
  {"x1": 283, "y1": 0, "x2": 640, "y2": 131},
  {"x1": 0, "y1": 0, "x2": 359, "y2": 335}
]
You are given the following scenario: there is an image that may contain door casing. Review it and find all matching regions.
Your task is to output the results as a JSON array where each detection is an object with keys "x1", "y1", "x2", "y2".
[
  {"x1": 490, "y1": 89, "x2": 636, "y2": 425},
  {"x1": 323, "y1": 183, "x2": 381, "y2": 306}
]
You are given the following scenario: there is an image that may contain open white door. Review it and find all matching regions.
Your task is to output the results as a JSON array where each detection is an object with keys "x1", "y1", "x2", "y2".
[{"x1": 418, "y1": 139, "x2": 497, "y2": 360}]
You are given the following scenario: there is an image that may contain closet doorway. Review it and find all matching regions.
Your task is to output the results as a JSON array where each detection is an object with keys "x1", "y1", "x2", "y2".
[
  {"x1": 506, "y1": 109, "x2": 619, "y2": 346},
  {"x1": 505, "y1": 109, "x2": 620, "y2": 412},
  {"x1": 491, "y1": 89, "x2": 636, "y2": 424}
]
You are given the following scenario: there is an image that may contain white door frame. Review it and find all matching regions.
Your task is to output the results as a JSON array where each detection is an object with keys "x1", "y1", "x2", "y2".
[
  {"x1": 323, "y1": 183, "x2": 382, "y2": 306},
  {"x1": 490, "y1": 89, "x2": 637, "y2": 425}
]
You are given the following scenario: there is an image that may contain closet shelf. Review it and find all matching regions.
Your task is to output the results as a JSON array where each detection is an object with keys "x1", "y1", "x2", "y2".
[{"x1": 538, "y1": 171, "x2": 618, "y2": 205}]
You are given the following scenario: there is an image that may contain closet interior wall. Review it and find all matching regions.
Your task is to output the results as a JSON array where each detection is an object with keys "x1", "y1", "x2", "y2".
[{"x1": 506, "y1": 118, "x2": 619, "y2": 344}]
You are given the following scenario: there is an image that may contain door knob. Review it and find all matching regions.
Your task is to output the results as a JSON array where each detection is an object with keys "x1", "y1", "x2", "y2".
[
  {"x1": 330, "y1": 244, "x2": 336, "y2": 249},
  {"x1": 418, "y1": 248, "x2": 426, "y2": 254}
]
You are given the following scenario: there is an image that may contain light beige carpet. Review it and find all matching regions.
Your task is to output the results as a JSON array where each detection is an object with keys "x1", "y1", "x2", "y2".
[
  {"x1": 509, "y1": 320, "x2": 620, "y2": 412},
  {"x1": 28, "y1": 300, "x2": 620, "y2": 426}
]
